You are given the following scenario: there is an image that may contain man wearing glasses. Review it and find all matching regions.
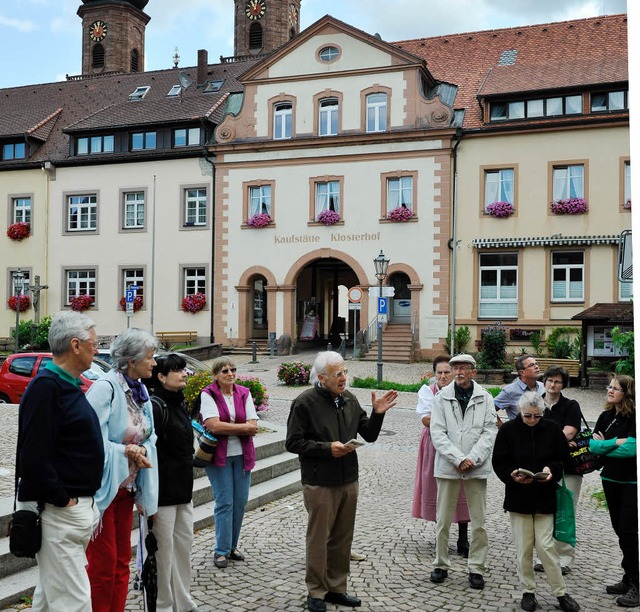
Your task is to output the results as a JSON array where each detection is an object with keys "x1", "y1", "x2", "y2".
[
  {"x1": 429, "y1": 354, "x2": 497, "y2": 590},
  {"x1": 494, "y1": 355, "x2": 544, "y2": 422},
  {"x1": 286, "y1": 351, "x2": 397, "y2": 612}
]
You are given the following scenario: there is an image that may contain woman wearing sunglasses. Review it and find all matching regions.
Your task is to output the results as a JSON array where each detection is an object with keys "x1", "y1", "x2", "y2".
[
  {"x1": 200, "y1": 357, "x2": 259, "y2": 569},
  {"x1": 590, "y1": 375, "x2": 637, "y2": 608},
  {"x1": 492, "y1": 392, "x2": 580, "y2": 612}
]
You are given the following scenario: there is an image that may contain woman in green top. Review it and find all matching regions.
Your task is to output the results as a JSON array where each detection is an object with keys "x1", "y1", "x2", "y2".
[{"x1": 590, "y1": 375, "x2": 637, "y2": 608}]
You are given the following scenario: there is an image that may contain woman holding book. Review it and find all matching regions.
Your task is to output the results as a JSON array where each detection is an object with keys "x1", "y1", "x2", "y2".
[{"x1": 492, "y1": 392, "x2": 579, "y2": 612}]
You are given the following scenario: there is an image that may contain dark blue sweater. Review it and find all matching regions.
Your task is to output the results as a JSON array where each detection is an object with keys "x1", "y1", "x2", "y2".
[{"x1": 17, "y1": 369, "x2": 104, "y2": 506}]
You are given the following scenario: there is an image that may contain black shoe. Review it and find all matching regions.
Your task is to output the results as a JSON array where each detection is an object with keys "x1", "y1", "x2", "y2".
[
  {"x1": 557, "y1": 593, "x2": 580, "y2": 612},
  {"x1": 617, "y1": 585, "x2": 640, "y2": 608},
  {"x1": 457, "y1": 540, "x2": 469, "y2": 558},
  {"x1": 324, "y1": 592, "x2": 361, "y2": 607},
  {"x1": 521, "y1": 593, "x2": 538, "y2": 611},
  {"x1": 469, "y1": 573, "x2": 485, "y2": 590},
  {"x1": 229, "y1": 549, "x2": 245, "y2": 561},
  {"x1": 430, "y1": 568, "x2": 448, "y2": 583},
  {"x1": 534, "y1": 563, "x2": 544, "y2": 573},
  {"x1": 561, "y1": 566, "x2": 571, "y2": 576},
  {"x1": 608, "y1": 579, "x2": 632, "y2": 595},
  {"x1": 307, "y1": 596, "x2": 327, "y2": 612},
  {"x1": 213, "y1": 555, "x2": 228, "y2": 569}
]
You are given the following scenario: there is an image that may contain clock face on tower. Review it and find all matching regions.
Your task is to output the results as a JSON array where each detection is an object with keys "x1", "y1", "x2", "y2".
[
  {"x1": 245, "y1": 0, "x2": 266, "y2": 21},
  {"x1": 288, "y1": 4, "x2": 298, "y2": 28},
  {"x1": 89, "y1": 20, "x2": 108, "y2": 42}
]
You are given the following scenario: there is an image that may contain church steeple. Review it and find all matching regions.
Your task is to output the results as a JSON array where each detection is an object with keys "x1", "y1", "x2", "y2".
[
  {"x1": 78, "y1": 0, "x2": 150, "y2": 76},
  {"x1": 233, "y1": 0, "x2": 301, "y2": 58}
]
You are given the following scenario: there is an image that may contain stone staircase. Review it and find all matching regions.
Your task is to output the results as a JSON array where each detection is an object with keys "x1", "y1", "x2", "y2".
[
  {"x1": 360, "y1": 323, "x2": 414, "y2": 364},
  {"x1": 0, "y1": 421, "x2": 301, "y2": 608},
  {"x1": 223, "y1": 338, "x2": 271, "y2": 356}
]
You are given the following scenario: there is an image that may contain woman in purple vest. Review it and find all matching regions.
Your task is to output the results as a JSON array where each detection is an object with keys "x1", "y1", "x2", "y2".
[{"x1": 201, "y1": 357, "x2": 259, "y2": 569}]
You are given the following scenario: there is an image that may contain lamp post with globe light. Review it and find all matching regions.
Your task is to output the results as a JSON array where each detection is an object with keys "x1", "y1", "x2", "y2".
[
  {"x1": 373, "y1": 250, "x2": 389, "y2": 385},
  {"x1": 12, "y1": 270, "x2": 25, "y2": 354}
]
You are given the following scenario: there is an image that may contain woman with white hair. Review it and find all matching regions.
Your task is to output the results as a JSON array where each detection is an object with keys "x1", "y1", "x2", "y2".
[
  {"x1": 85, "y1": 328, "x2": 159, "y2": 612},
  {"x1": 492, "y1": 391, "x2": 580, "y2": 612}
]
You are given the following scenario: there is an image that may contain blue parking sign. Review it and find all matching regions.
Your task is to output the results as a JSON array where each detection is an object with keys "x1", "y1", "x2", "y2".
[
  {"x1": 125, "y1": 289, "x2": 135, "y2": 303},
  {"x1": 377, "y1": 297, "x2": 387, "y2": 315}
]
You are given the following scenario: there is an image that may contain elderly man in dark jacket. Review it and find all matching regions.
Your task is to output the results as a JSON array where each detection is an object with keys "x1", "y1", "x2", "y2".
[
  {"x1": 492, "y1": 391, "x2": 580, "y2": 612},
  {"x1": 286, "y1": 351, "x2": 397, "y2": 612}
]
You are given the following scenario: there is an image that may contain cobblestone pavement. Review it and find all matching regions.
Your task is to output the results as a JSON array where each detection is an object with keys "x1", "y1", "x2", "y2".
[{"x1": 1, "y1": 350, "x2": 624, "y2": 611}]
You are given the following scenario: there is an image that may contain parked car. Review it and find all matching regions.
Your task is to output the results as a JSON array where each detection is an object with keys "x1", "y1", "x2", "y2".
[
  {"x1": 96, "y1": 349, "x2": 210, "y2": 377},
  {"x1": 0, "y1": 353, "x2": 110, "y2": 404}
]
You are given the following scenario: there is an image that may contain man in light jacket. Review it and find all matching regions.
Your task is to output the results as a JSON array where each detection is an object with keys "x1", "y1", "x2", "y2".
[{"x1": 429, "y1": 354, "x2": 498, "y2": 590}]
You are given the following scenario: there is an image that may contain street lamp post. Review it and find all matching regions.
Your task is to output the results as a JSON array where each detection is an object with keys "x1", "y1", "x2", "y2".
[
  {"x1": 373, "y1": 250, "x2": 389, "y2": 385},
  {"x1": 12, "y1": 270, "x2": 25, "y2": 354}
]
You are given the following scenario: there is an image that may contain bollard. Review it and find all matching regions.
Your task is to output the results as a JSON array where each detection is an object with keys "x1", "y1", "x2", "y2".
[
  {"x1": 269, "y1": 331, "x2": 276, "y2": 357},
  {"x1": 339, "y1": 334, "x2": 347, "y2": 358},
  {"x1": 327, "y1": 342, "x2": 333, "y2": 352},
  {"x1": 250, "y1": 341, "x2": 258, "y2": 364}
]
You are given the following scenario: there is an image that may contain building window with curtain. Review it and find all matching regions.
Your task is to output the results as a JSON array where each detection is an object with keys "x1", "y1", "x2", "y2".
[
  {"x1": 624, "y1": 161, "x2": 631, "y2": 209},
  {"x1": 552, "y1": 164, "x2": 584, "y2": 200},
  {"x1": 315, "y1": 181, "x2": 340, "y2": 218},
  {"x1": 249, "y1": 185, "x2": 271, "y2": 217},
  {"x1": 479, "y1": 253, "x2": 518, "y2": 318},
  {"x1": 366, "y1": 93, "x2": 387, "y2": 132},
  {"x1": 123, "y1": 191, "x2": 145, "y2": 229},
  {"x1": 484, "y1": 168, "x2": 514, "y2": 212},
  {"x1": 551, "y1": 251, "x2": 584, "y2": 302},
  {"x1": 387, "y1": 176, "x2": 413, "y2": 212}
]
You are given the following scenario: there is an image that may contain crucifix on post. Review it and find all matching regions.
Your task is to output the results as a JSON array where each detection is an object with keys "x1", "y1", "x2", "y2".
[{"x1": 28, "y1": 275, "x2": 48, "y2": 325}]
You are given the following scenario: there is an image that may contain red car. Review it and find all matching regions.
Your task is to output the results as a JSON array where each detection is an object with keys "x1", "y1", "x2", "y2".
[{"x1": 0, "y1": 353, "x2": 110, "y2": 404}]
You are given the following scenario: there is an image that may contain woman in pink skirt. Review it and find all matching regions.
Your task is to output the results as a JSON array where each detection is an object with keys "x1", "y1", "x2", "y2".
[{"x1": 412, "y1": 354, "x2": 470, "y2": 556}]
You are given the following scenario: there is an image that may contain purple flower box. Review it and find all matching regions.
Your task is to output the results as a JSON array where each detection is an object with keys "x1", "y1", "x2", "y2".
[
  {"x1": 486, "y1": 201, "x2": 514, "y2": 218},
  {"x1": 316, "y1": 210, "x2": 340, "y2": 225},
  {"x1": 247, "y1": 212, "x2": 272, "y2": 227},
  {"x1": 550, "y1": 198, "x2": 588, "y2": 215},
  {"x1": 386, "y1": 206, "x2": 414, "y2": 222}
]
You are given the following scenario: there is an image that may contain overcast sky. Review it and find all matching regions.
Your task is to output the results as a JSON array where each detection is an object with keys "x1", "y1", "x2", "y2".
[{"x1": 0, "y1": 0, "x2": 628, "y2": 88}]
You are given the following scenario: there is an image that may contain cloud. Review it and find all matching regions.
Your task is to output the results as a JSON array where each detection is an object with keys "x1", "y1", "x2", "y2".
[{"x1": 0, "y1": 14, "x2": 38, "y2": 33}]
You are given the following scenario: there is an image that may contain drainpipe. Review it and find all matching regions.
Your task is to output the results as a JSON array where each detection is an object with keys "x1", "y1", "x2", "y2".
[
  {"x1": 203, "y1": 135, "x2": 216, "y2": 344},
  {"x1": 449, "y1": 128, "x2": 463, "y2": 352}
]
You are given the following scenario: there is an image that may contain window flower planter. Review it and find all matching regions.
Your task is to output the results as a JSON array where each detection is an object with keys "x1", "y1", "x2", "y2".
[
  {"x1": 386, "y1": 207, "x2": 414, "y2": 222},
  {"x1": 316, "y1": 210, "x2": 340, "y2": 225},
  {"x1": 246, "y1": 212, "x2": 272, "y2": 227},
  {"x1": 119, "y1": 295, "x2": 143, "y2": 312},
  {"x1": 624, "y1": 198, "x2": 631, "y2": 210},
  {"x1": 8, "y1": 294, "x2": 31, "y2": 312},
  {"x1": 70, "y1": 294, "x2": 94, "y2": 312},
  {"x1": 550, "y1": 198, "x2": 588, "y2": 215},
  {"x1": 7, "y1": 222, "x2": 30, "y2": 241},
  {"x1": 182, "y1": 292, "x2": 206, "y2": 314},
  {"x1": 486, "y1": 201, "x2": 514, "y2": 218}
]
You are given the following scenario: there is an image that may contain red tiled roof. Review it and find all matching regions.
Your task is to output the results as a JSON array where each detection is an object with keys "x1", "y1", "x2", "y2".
[{"x1": 394, "y1": 14, "x2": 628, "y2": 129}]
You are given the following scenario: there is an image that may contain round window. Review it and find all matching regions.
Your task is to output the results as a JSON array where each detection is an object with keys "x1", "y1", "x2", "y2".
[{"x1": 319, "y1": 46, "x2": 340, "y2": 62}]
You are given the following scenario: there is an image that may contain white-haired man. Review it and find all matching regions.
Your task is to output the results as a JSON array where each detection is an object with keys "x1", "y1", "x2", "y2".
[{"x1": 286, "y1": 351, "x2": 397, "y2": 612}]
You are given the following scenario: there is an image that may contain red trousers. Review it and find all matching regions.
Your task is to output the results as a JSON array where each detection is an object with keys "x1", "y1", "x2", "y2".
[{"x1": 87, "y1": 489, "x2": 134, "y2": 612}]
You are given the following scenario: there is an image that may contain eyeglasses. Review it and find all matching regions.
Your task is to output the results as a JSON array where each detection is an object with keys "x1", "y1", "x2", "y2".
[
  {"x1": 324, "y1": 369, "x2": 348, "y2": 378},
  {"x1": 522, "y1": 413, "x2": 543, "y2": 419},
  {"x1": 545, "y1": 379, "x2": 563, "y2": 386},
  {"x1": 220, "y1": 368, "x2": 237, "y2": 374},
  {"x1": 607, "y1": 385, "x2": 623, "y2": 393},
  {"x1": 525, "y1": 362, "x2": 539, "y2": 369},
  {"x1": 81, "y1": 339, "x2": 99, "y2": 350}
]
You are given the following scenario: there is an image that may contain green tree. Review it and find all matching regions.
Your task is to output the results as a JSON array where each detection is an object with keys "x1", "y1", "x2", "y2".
[{"x1": 611, "y1": 326, "x2": 634, "y2": 376}]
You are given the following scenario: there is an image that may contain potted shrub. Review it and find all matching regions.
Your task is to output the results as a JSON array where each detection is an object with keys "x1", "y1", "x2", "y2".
[
  {"x1": 7, "y1": 222, "x2": 30, "y2": 241},
  {"x1": 386, "y1": 206, "x2": 414, "y2": 222},
  {"x1": 182, "y1": 292, "x2": 206, "y2": 314},
  {"x1": 70, "y1": 294, "x2": 94, "y2": 312},
  {"x1": 550, "y1": 197, "x2": 588, "y2": 215},
  {"x1": 277, "y1": 361, "x2": 312, "y2": 385},
  {"x1": 486, "y1": 201, "x2": 514, "y2": 218},
  {"x1": 246, "y1": 212, "x2": 272, "y2": 227},
  {"x1": 316, "y1": 210, "x2": 340, "y2": 225}
]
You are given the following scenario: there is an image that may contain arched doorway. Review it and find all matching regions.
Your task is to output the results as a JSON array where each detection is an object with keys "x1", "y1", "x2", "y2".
[
  {"x1": 389, "y1": 271, "x2": 411, "y2": 324},
  {"x1": 250, "y1": 275, "x2": 268, "y2": 339}
]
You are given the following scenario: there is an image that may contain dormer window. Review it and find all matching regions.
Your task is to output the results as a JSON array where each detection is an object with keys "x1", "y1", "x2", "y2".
[
  {"x1": 128, "y1": 86, "x2": 150, "y2": 101},
  {"x1": 203, "y1": 80, "x2": 224, "y2": 93},
  {"x1": 131, "y1": 131, "x2": 156, "y2": 150},
  {"x1": 489, "y1": 94, "x2": 582, "y2": 122},
  {"x1": 174, "y1": 128, "x2": 200, "y2": 147},
  {"x1": 591, "y1": 90, "x2": 627, "y2": 112},
  {"x1": 2, "y1": 142, "x2": 26, "y2": 160},
  {"x1": 76, "y1": 135, "x2": 114, "y2": 156},
  {"x1": 167, "y1": 84, "x2": 182, "y2": 97}
]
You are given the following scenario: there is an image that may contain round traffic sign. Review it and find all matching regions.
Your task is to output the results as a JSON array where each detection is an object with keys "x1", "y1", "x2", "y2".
[{"x1": 347, "y1": 287, "x2": 363, "y2": 303}]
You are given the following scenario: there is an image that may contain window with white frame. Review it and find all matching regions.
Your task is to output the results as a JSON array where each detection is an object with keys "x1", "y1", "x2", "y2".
[
  {"x1": 366, "y1": 93, "x2": 387, "y2": 132},
  {"x1": 184, "y1": 188, "x2": 207, "y2": 226},
  {"x1": 319, "y1": 99, "x2": 338, "y2": 136},
  {"x1": 184, "y1": 267, "x2": 206, "y2": 296},
  {"x1": 123, "y1": 268, "x2": 144, "y2": 298},
  {"x1": 66, "y1": 269, "x2": 96, "y2": 304},
  {"x1": 315, "y1": 181, "x2": 340, "y2": 217},
  {"x1": 9, "y1": 269, "x2": 31, "y2": 296},
  {"x1": 479, "y1": 253, "x2": 518, "y2": 318},
  {"x1": 67, "y1": 194, "x2": 97, "y2": 231},
  {"x1": 484, "y1": 168, "x2": 514, "y2": 210},
  {"x1": 552, "y1": 164, "x2": 584, "y2": 201},
  {"x1": 551, "y1": 252, "x2": 584, "y2": 301},
  {"x1": 12, "y1": 197, "x2": 31, "y2": 224},
  {"x1": 123, "y1": 192, "x2": 145, "y2": 229},
  {"x1": 387, "y1": 176, "x2": 413, "y2": 212},
  {"x1": 624, "y1": 161, "x2": 631, "y2": 208},
  {"x1": 620, "y1": 280, "x2": 633, "y2": 302},
  {"x1": 274, "y1": 103, "x2": 292, "y2": 139},
  {"x1": 249, "y1": 185, "x2": 271, "y2": 217}
]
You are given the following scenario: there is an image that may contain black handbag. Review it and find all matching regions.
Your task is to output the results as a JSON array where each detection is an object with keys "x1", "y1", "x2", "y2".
[{"x1": 568, "y1": 415, "x2": 603, "y2": 475}]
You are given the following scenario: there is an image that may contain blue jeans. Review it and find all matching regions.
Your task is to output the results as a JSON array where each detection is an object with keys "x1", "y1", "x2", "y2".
[{"x1": 205, "y1": 455, "x2": 252, "y2": 556}]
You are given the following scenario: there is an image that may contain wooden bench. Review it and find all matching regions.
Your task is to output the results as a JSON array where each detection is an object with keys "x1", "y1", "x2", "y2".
[
  {"x1": 156, "y1": 331, "x2": 198, "y2": 349},
  {"x1": 534, "y1": 357, "x2": 581, "y2": 378}
]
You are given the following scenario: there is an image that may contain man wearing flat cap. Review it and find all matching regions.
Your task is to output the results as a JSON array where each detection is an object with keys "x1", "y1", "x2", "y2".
[{"x1": 429, "y1": 354, "x2": 497, "y2": 590}]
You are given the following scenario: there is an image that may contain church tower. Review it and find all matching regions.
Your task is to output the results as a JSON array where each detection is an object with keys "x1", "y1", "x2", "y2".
[
  {"x1": 77, "y1": 0, "x2": 151, "y2": 76},
  {"x1": 233, "y1": 0, "x2": 301, "y2": 58}
]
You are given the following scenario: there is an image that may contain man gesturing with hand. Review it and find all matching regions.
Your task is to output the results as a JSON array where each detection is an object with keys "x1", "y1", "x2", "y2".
[{"x1": 286, "y1": 351, "x2": 397, "y2": 612}]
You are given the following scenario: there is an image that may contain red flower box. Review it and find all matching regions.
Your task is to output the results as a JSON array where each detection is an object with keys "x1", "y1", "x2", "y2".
[
  {"x1": 8, "y1": 294, "x2": 31, "y2": 312},
  {"x1": 7, "y1": 222, "x2": 30, "y2": 241},
  {"x1": 119, "y1": 295, "x2": 144, "y2": 312},
  {"x1": 182, "y1": 292, "x2": 206, "y2": 314},
  {"x1": 70, "y1": 294, "x2": 94, "y2": 312}
]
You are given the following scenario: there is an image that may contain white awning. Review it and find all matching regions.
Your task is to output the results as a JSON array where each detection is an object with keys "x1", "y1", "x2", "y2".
[{"x1": 472, "y1": 234, "x2": 620, "y2": 249}]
